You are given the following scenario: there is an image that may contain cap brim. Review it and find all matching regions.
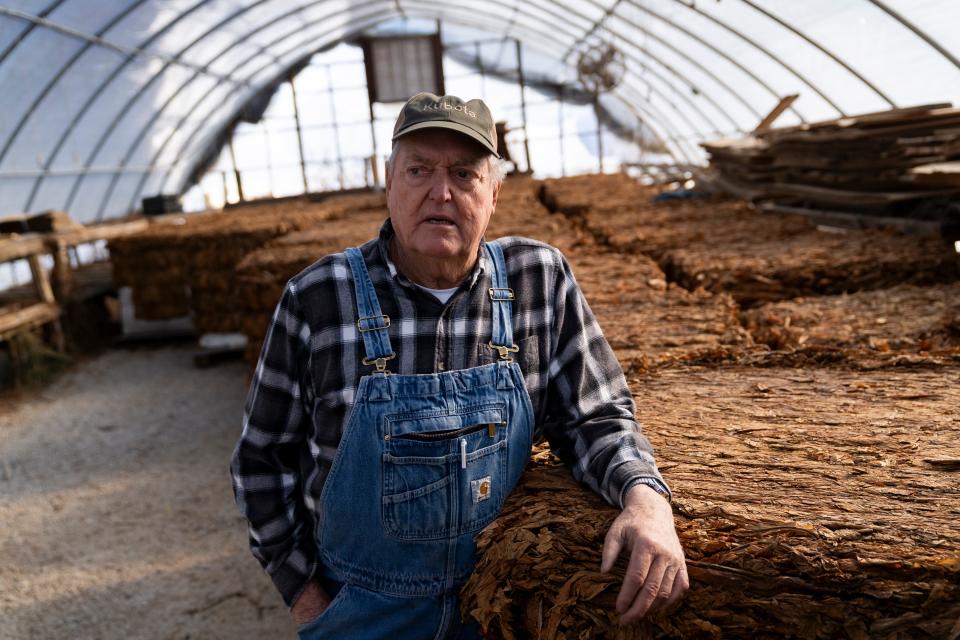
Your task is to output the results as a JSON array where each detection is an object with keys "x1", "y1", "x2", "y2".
[{"x1": 393, "y1": 121, "x2": 500, "y2": 158}]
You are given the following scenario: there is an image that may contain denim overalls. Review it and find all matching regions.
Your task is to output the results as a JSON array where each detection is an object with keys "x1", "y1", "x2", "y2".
[{"x1": 297, "y1": 241, "x2": 535, "y2": 639}]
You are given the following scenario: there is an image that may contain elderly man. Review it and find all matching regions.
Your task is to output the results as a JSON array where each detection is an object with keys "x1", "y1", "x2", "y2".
[{"x1": 231, "y1": 92, "x2": 687, "y2": 639}]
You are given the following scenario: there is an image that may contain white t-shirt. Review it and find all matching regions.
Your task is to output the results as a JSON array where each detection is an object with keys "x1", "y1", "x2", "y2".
[{"x1": 416, "y1": 284, "x2": 459, "y2": 303}]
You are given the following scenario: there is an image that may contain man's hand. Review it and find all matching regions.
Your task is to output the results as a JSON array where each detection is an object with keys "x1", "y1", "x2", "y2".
[
  {"x1": 600, "y1": 484, "x2": 689, "y2": 625},
  {"x1": 291, "y1": 581, "x2": 332, "y2": 625}
]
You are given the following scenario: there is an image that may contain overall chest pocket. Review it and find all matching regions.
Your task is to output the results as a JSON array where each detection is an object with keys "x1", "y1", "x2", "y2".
[{"x1": 382, "y1": 404, "x2": 508, "y2": 541}]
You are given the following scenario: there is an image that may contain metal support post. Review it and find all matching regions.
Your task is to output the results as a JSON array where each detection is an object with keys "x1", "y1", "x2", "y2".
[
  {"x1": 289, "y1": 71, "x2": 310, "y2": 193},
  {"x1": 594, "y1": 94, "x2": 604, "y2": 173},
  {"x1": 558, "y1": 86, "x2": 566, "y2": 176},
  {"x1": 227, "y1": 132, "x2": 245, "y2": 202},
  {"x1": 327, "y1": 65, "x2": 345, "y2": 190},
  {"x1": 515, "y1": 39, "x2": 532, "y2": 173}
]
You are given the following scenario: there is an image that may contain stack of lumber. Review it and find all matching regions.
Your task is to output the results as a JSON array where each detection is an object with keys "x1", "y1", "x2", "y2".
[
  {"x1": 742, "y1": 282, "x2": 960, "y2": 354},
  {"x1": 463, "y1": 364, "x2": 960, "y2": 638},
  {"x1": 701, "y1": 104, "x2": 960, "y2": 216}
]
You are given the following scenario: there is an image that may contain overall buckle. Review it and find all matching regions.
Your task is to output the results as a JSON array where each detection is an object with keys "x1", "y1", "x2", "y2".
[
  {"x1": 362, "y1": 353, "x2": 396, "y2": 373},
  {"x1": 488, "y1": 287, "x2": 515, "y2": 301},
  {"x1": 488, "y1": 341, "x2": 519, "y2": 361},
  {"x1": 356, "y1": 314, "x2": 391, "y2": 332}
]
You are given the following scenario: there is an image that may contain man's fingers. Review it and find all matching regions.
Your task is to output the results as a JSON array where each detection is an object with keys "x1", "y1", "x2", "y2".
[
  {"x1": 600, "y1": 524, "x2": 624, "y2": 574},
  {"x1": 647, "y1": 565, "x2": 679, "y2": 614},
  {"x1": 624, "y1": 562, "x2": 689, "y2": 624},
  {"x1": 619, "y1": 558, "x2": 666, "y2": 623},
  {"x1": 615, "y1": 549, "x2": 655, "y2": 615},
  {"x1": 665, "y1": 564, "x2": 690, "y2": 609}
]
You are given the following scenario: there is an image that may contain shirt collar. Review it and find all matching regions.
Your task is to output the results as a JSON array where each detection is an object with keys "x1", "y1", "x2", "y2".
[{"x1": 376, "y1": 218, "x2": 489, "y2": 289}]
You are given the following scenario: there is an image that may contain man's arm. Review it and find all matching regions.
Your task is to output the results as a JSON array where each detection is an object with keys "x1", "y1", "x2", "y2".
[
  {"x1": 542, "y1": 251, "x2": 687, "y2": 621},
  {"x1": 541, "y1": 251, "x2": 668, "y2": 507},
  {"x1": 230, "y1": 281, "x2": 318, "y2": 609}
]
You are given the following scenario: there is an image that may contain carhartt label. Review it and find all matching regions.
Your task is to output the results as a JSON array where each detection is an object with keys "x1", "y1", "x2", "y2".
[
  {"x1": 424, "y1": 101, "x2": 477, "y2": 118},
  {"x1": 471, "y1": 476, "x2": 492, "y2": 503}
]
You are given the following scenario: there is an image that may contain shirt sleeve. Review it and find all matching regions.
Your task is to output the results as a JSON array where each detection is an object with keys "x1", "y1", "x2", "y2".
[
  {"x1": 541, "y1": 251, "x2": 671, "y2": 508},
  {"x1": 230, "y1": 280, "x2": 317, "y2": 607}
]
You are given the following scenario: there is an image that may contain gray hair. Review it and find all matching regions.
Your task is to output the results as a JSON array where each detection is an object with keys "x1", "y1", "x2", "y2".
[{"x1": 386, "y1": 142, "x2": 505, "y2": 186}]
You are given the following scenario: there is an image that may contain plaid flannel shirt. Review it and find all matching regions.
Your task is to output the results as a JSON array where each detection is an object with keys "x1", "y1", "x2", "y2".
[{"x1": 231, "y1": 219, "x2": 669, "y2": 606}]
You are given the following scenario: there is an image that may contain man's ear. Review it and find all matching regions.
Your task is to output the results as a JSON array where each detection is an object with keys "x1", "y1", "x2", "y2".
[{"x1": 491, "y1": 179, "x2": 501, "y2": 210}]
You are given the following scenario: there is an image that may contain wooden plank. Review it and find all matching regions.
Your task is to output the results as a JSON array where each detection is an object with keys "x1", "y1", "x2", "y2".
[
  {"x1": 757, "y1": 103, "x2": 955, "y2": 137},
  {"x1": 0, "y1": 302, "x2": 60, "y2": 338},
  {"x1": 753, "y1": 94, "x2": 799, "y2": 133},
  {"x1": 713, "y1": 173, "x2": 957, "y2": 208},
  {"x1": 701, "y1": 136, "x2": 767, "y2": 155},
  {"x1": 27, "y1": 254, "x2": 55, "y2": 304},
  {"x1": 24, "y1": 252, "x2": 65, "y2": 351},
  {"x1": 26, "y1": 210, "x2": 80, "y2": 233},
  {"x1": 758, "y1": 203, "x2": 946, "y2": 236},
  {"x1": 909, "y1": 161, "x2": 960, "y2": 187},
  {"x1": 51, "y1": 239, "x2": 73, "y2": 301},
  {"x1": 52, "y1": 218, "x2": 149, "y2": 246},
  {"x1": 770, "y1": 113, "x2": 960, "y2": 143},
  {"x1": 0, "y1": 214, "x2": 28, "y2": 234},
  {"x1": 0, "y1": 234, "x2": 46, "y2": 263}
]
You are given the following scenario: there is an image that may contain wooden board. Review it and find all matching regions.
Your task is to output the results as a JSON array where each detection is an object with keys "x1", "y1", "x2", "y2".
[
  {"x1": 0, "y1": 302, "x2": 60, "y2": 339},
  {"x1": 701, "y1": 104, "x2": 960, "y2": 222}
]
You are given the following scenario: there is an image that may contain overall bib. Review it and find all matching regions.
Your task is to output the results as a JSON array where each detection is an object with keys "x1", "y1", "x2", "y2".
[{"x1": 297, "y1": 241, "x2": 535, "y2": 640}]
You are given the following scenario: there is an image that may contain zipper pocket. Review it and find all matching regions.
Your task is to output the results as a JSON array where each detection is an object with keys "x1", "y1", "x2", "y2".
[{"x1": 391, "y1": 423, "x2": 498, "y2": 442}]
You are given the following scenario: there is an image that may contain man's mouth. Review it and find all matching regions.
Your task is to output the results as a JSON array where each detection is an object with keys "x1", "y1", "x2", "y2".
[{"x1": 425, "y1": 216, "x2": 455, "y2": 225}]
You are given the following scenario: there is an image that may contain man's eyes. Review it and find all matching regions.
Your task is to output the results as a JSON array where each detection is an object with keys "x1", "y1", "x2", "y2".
[
  {"x1": 453, "y1": 168, "x2": 479, "y2": 180},
  {"x1": 405, "y1": 165, "x2": 479, "y2": 180}
]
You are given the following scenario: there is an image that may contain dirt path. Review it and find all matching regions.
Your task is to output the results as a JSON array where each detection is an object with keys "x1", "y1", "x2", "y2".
[{"x1": 0, "y1": 346, "x2": 295, "y2": 639}]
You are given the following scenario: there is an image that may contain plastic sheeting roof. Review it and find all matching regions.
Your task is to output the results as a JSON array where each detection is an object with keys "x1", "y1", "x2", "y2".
[{"x1": 1, "y1": 0, "x2": 959, "y2": 223}]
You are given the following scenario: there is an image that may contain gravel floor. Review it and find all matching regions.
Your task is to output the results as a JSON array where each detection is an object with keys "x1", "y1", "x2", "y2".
[{"x1": 0, "y1": 346, "x2": 295, "y2": 639}]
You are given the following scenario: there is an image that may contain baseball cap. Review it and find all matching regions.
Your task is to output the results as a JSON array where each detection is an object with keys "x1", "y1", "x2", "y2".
[{"x1": 392, "y1": 92, "x2": 500, "y2": 158}]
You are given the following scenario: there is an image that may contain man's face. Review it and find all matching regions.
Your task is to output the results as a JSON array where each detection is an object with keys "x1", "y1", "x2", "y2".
[{"x1": 386, "y1": 129, "x2": 500, "y2": 265}]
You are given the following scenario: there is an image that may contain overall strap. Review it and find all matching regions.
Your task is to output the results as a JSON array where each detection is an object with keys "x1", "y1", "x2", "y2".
[
  {"x1": 345, "y1": 247, "x2": 395, "y2": 373},
  {"x1": 484, "y1": 241, "x2": 517, "y2": 361}
]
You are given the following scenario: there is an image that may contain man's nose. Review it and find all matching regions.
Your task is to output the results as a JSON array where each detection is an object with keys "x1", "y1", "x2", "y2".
[{"x1": 428, "y1": 169, "x2": 453, "y2": 202}]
